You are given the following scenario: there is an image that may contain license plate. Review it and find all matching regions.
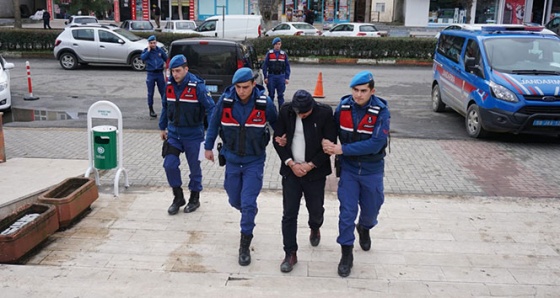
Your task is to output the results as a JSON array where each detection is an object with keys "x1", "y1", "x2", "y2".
[
  {"x1": 533, "y1": 120, "x2": 560, "y2": 126},
  {"x1": 206, "y1": 85, "x2": 218, "y2": 93}
]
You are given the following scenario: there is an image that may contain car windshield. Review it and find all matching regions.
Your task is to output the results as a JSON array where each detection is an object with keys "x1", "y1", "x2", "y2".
[
  {"x1": 114, "y1": 28, "x2": 142, "y2": 41},
  {"x1": 484, "y1": 37, "x2": 560, "y2": 73},
  {"x1": 131, "y1": 21, "x2": 152, "y2": 30},
  {"x1": 293, "y1": 23, "x2": 315, "y2": 30},
  {"x1": 176, "y1": 22, "x2": 195, "y2": 29}
]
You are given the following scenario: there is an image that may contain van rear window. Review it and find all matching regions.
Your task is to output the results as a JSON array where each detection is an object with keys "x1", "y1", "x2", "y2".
[{"x1": 171, "y1": 44, "x2": 238, "y2": 76}]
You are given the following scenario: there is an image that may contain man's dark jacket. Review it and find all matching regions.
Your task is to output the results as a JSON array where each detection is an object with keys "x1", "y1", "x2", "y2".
[{"x1": 273, "y1": 101, "x2": 337, "y2": 181}]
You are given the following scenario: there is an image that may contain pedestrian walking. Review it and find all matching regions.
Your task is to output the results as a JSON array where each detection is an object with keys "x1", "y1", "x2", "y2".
[
  {"x1": 322, "y1": 70, "x2": 390, "y2": 278},
  {"x1": 152, "y1": 4, "x2": 161, "y2": 29},
  {"x1": 204, "y1": 68, "x2": 278, "y2": 266},
  {"x1": 42, "y1": 9, "x2": 52, "y2": 29},
  {"x1": 141, "y1": 35, "x2": 167, "y2": 118},
  {"x1": 273, "y1": 89, "x2": 336, "y2": 273},
  {"x1": 159, "y1": 54, "x2": 215, "y2": 215},
  {"x1": 262, "y1": 37, "x2": 291, "y2": 108}
]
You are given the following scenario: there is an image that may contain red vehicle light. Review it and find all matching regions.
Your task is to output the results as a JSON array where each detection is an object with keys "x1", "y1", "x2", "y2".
[
  {"x1": 54, "y1": 39, "x2": 61, "y2": 47},
  {"x1": 258, "y1": 24, "x2": 262, "y2": 37},
  {"x1": 199, "y1": 41, "x2": 209, "y2": 45},
  {"x1": 295, "y1": 31, "x2": 303, "y2": 36},
  {"x1": 237, "y1": 59, "x2": 244, "y2": 69},
  {"x1": 357, "y1": 32, "x2": 366, "y2": 36}
]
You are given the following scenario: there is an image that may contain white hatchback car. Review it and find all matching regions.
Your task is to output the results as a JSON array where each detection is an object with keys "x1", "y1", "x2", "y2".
[
  {"x1": 322, "y1": 23, "x2": 387, "y2": 37},
  {"x1": 162, "y1": 20, "x2": 197, "y2": 33},
  {"x1": 265, "y1": 22, "x2": 321, "y2": 36},
  {"x1": 54, "y1": 24, "x2": 165, "y2": 71},
  {"x1": 0, "y1": 55, "x2": 15, "y2": 111}
]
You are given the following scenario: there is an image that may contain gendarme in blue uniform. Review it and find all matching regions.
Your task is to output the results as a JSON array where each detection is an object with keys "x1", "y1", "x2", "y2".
[
  {"x1": 335, "y1": 93, "x2": 389, "y2": 245},
  {"x1": 159, "y1": 64, "x2": 215, "y2": 194},
  {"x1": 262, "y1": 37, "x2": 291, "y2": 108},
  {"x1": 204, "y1": 72, "x2": 277, "y2": 236},
  {"x1": 141, "y1": 35, "x2": 167, "y2": 117}
]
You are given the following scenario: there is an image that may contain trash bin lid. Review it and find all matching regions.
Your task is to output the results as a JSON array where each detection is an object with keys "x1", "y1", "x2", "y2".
[{"x1": 92, "y1": 125, "x2": 117, "y2": 132}]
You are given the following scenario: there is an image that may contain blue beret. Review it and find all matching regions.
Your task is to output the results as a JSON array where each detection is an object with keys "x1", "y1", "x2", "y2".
[
  {"x1": 169, "y1": 54, "x2": 188, "y2": 69},
  {"x1": 350, "y1": 70, "x2": 374, "y2": 87},
  {"x1": 291, "y1": 90, "x2": 315, "y2": 113},
  {"x1": 232, "y1": 67, "x2": 254, "y2": 84},
  {"x1": 147, "y1": 35, "x2": 156, "y2": 42},
  {"x1": 272, "y1": 37, "x2": 281, "y2": 46}
]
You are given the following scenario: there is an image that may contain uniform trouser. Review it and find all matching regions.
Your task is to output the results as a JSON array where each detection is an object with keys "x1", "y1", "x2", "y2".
[
  {"x1": 266, "y1": 74, "x2": 286, "y2": 108},
  {"x1": 146, "y1": 71, "x2": 165, "y2": 107},
  {"x1": 163, "y1": 137, "x2": 203, "y2": 191},
  {"x1": 337, "y1": 171, "x2": 385, "y2": 246},
  {"x1": 224, "y1": 160, "x2": 264, "y2": 236},
  {"x1": 282, "y1": 174, "x2": 325, "y2": 253}
]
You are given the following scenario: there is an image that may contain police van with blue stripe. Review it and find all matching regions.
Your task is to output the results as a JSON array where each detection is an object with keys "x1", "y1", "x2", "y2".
[{"x1": 432, "y1": 24, "x2": 560, "y2": 138}]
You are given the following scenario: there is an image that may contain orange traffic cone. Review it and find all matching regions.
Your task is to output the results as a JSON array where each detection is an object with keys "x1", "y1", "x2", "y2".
[{"x1": 313, "y1": 72, "x2": 325, "y2": 98}]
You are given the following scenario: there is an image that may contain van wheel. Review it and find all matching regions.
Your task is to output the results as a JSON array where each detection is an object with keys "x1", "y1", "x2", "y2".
[
  {"x1": 431, "y1": 84, "x2": 445, "y2": 112},
  {"x1": 59, "y1": 52, "x2": 78, "y2": 70},
  {"x1": 466, "y1": 104, "x2": 488, "y2": 138},
  {"x1": 131, "y1": 54, "x2": 145, "y2": 71}
]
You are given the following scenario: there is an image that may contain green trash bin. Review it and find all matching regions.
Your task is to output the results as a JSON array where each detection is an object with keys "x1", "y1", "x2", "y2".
[{"x1": 92, "y1": 125, "x2": 117, "y2": 170}]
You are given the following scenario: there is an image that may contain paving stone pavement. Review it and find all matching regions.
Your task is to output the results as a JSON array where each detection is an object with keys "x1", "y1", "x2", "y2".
[
  {"x1": 4, "y1": 127, "x2": 560, "y2": 198},
  {"x1": 1, "y1": 188, "x2": 560, "y2": 297}
]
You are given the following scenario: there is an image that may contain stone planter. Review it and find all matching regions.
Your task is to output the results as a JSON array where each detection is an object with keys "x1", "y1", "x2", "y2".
[
  {"x1": 0, "y1": 203, "x2": 59, "y2": 263},
  {"x1": 38, "y1": 177, "x2": 99, "y2": 228}
]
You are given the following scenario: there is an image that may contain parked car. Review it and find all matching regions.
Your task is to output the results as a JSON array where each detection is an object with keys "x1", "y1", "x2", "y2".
[
  {"x1": 54, "y1": 24, "x2": 165, "y2": 71},
  {"x1": 322, "y1": 23, "x2": 387, "y2": 37},
  {"x1": 545, "y1": 16, "x2": 560, "y2": 35},
  {"x1": 120, "y1": 20, "x2": 155, "y2": 32},
  {"x1": 0, "y1": 55, "x2": 15, "y2": 111},
  {"x1": 64, "y1": 15, "x2": 99, "y2": 26},
  {"x1": 265, "y1": 22, "x2": 321, "y2": 36},
  {"x1": 167, "y1": 38, "x2": 263, "y2": 101},
  {"x1": 162, "y1": 20, "x2": 197, "y2": 33},
  {"x1": 432, "y1": 25, "x2": 560, "y2": 138}
]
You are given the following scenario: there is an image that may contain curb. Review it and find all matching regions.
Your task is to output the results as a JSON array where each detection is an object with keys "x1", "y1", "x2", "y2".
[{"x1": 1, "y1": 51, "x2": 433, "y2": 66}]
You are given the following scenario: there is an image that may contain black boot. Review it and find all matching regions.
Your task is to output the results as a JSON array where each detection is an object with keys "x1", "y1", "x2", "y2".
[
  {"x1": 167, "y1": 187, "x2": 186, "y2": 215},
  {"x1": 149, "y1": 106, "x2": 157, "y2": 118},
  {"x1": 337, "y1": 245, "x2": 353, "y2": 277},
  {"x1": 238, "y1": 233, "x2": 253, "y2": 266},
  {"x1": 356, "y1": 224, "x2": 371, "y2": 251},
  {"x1": 184, "y1": 191, "x2": 200, "y2": 213}
]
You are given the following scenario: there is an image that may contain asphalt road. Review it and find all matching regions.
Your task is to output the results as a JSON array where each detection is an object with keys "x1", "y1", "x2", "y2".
[{"x1": 2, "y1": 58, "x2": 558, "y2": 143}]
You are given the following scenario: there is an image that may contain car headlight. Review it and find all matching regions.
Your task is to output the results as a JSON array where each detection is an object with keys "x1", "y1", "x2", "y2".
[
  {"x1": 0, "y1": 81, "x2": 7, "y2": 92},
  {"x1": 489, "y1": 81, "x2": 518, "y2": 103}
]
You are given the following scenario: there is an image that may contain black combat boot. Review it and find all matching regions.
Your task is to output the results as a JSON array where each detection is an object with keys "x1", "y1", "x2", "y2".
[
  {"x1": 149, "y1": 105, "x2": 157, "y2": 118},
  {"x1": 337, "y1": 245, "x2": 354, "y2": 277},
  {"x1": 238, "y1": 233, "x2": 253, "y2": 266},
  {"x1": 183, "y1": 191, "x2": 200, "y2": 213},
  {"x1": 167, "y1": 187, "x2": 186, "y2": 215},
  {"x1": 356, "y1": 224, "x2": 371, "y2": 251}
]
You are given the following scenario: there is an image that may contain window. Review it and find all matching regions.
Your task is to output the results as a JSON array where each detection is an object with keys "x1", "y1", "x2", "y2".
[
  {"x1": 72, "y1": 29, "x2": 94, "y2": 41},
  {"x1": 99, "y1": 30, "x2": 120, "y2": 43},
  {"x1": 464, "y1": 39, "x2": 484, "y2": 78},
  {"x1": 437, "y1": 34, "x2": 465, "y2": 63}
]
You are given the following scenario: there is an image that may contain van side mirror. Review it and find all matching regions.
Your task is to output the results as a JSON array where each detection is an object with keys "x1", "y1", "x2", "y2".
[{"x1": 465, "y1": 56, "x2": 483, "y2": 77}]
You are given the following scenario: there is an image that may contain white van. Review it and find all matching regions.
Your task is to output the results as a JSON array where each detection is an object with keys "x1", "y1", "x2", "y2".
[{"x1": 191, "y1": 15, "x2": 264, "y2": 40}]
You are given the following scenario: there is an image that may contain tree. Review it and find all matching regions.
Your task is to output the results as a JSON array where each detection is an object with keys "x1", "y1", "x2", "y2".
[
  {"x1": 12, "y1": 0, "x2": 22, "y2": 29},
  {"x1": 259, "y1": 0, "x2": 281, "y2": 23}
]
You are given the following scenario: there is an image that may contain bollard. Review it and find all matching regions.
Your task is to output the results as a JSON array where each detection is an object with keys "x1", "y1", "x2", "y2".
[
  {"x1": 23, "y1": 61, "x2": 39, "y2": 101},
  {"x1": 0, "y1": 112, "x2": 5, "y2": 163}
]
